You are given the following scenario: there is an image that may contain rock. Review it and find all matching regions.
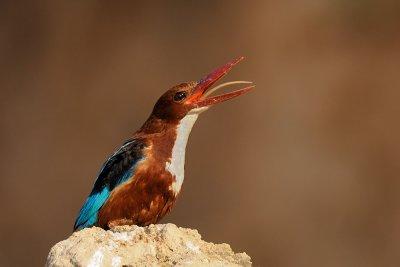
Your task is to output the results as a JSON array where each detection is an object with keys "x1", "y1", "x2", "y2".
[{"x1": 46, "y1": 224, "x2": 251, "y2": 267}]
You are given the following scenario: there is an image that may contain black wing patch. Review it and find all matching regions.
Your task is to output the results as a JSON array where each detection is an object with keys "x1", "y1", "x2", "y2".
[{"x1": 74, "y1": 138, "x2": 146, "y2": 230}]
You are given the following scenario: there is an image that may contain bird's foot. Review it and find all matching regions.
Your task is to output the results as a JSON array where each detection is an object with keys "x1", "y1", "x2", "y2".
[{"x1": 108, "y1": 218, "x2": 134, "y2": 228}]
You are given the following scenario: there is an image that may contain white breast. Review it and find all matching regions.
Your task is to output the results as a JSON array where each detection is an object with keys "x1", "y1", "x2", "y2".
[{"x1": 165, "y1": 108, "x2": 207, "y2": 194}]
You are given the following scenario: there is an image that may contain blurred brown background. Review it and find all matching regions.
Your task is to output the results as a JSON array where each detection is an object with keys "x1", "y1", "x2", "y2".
[{"x1": 1, "y1": 1, "x2": 400, "y2": 266}]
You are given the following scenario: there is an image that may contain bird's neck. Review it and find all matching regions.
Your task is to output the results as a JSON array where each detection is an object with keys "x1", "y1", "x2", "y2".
[
  {"x1": 137, "y1": 113, "x2": 200, "y2": 194},
  {"x1": 166, "y1": 113, "x2": 199, "y2": 194}
]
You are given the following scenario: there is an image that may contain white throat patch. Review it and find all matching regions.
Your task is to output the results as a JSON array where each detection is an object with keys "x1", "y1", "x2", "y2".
[{"x1": 165, "y1": 107, "x2": 207, "y2": 194}]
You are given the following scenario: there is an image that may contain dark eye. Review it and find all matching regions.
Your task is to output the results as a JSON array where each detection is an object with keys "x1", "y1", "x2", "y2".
[{"x1": 173, "y1": 91, "x2": 187, "y2": 102}]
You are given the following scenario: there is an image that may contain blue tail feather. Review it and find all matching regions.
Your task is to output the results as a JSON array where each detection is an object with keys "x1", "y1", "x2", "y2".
[{"x1": 74, "y1": 187, "x2": 110, "y2": 230}]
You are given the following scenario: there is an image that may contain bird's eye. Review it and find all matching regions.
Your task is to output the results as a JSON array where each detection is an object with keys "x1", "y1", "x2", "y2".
[{"x1": 173, "y1": 91, "x2": 187, "y2": 102}]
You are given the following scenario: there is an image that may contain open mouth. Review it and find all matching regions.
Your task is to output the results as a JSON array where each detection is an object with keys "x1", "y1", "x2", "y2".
[{"x1": 189, "y1": 56, "x2": 255, "y2": 107}]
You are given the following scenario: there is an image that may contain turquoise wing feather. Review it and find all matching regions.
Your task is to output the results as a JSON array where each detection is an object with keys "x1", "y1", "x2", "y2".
[{"x1": 74, "y1": 139, "x2": 145, "y2": 230}]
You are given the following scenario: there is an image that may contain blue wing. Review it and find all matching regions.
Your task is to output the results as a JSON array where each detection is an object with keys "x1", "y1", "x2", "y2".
[{"x1": 74, "y1": 139, "x2": 145, "y2": 230}]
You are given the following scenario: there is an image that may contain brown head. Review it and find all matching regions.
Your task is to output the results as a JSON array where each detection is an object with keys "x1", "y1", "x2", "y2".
[{"x1": 150, "y1": 56, "x2": 254, "y2": 122}]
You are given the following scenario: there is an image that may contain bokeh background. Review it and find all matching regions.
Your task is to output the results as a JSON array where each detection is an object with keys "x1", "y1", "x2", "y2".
[{"x1": 1, "y1": 1, "x2": 400, "y2": 266}]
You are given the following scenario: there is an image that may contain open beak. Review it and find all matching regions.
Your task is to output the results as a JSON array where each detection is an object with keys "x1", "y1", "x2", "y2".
[{"x1": 188, "y1": 56, "x2": 254, "y2": 108}]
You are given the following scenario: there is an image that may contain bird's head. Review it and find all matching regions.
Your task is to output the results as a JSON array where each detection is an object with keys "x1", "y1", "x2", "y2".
[{"x1": 151, "y1": 56, "x2": 254, "y2": 121}]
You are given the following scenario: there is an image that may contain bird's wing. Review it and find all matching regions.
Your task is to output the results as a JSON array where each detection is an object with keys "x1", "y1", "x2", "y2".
[{"x1": 74, "y1": 139, "x2": 146, "y2": 230}]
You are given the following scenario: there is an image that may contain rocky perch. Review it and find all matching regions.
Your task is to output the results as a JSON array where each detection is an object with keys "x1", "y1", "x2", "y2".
[{"x1": 46, "y1": 224, "x2": 251, "y2": 266}]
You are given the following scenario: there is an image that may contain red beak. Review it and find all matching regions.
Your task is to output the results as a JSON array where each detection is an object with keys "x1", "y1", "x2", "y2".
[{"x1": 188, "y1": 56, "x2": 254, "y2": 108}]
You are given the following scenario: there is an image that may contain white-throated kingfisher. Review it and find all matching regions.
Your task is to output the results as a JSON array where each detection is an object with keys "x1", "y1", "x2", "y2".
[{"x1": 74, "y1": 57, "x2": 254, "y2": 230}]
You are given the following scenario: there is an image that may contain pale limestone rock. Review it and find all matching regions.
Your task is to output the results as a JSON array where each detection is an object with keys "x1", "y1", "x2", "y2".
[{"x1": 46, "y1": 223, "x2": 251, "y2": 267}]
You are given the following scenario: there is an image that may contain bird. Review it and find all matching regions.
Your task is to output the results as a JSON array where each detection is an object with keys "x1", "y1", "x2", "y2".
[{"x1": 74, "y1": 56, "x2": 254, "y2": 231}]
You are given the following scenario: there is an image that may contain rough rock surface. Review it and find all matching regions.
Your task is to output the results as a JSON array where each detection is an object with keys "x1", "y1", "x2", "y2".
[{"x1": 46, "y1": 223, "x2": 251, "y2": 267}]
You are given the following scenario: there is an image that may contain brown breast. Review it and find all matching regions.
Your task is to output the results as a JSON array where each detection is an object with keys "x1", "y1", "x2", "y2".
[{"x1": 97, "y1": 128, "x2": 179, "y2": 228}]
